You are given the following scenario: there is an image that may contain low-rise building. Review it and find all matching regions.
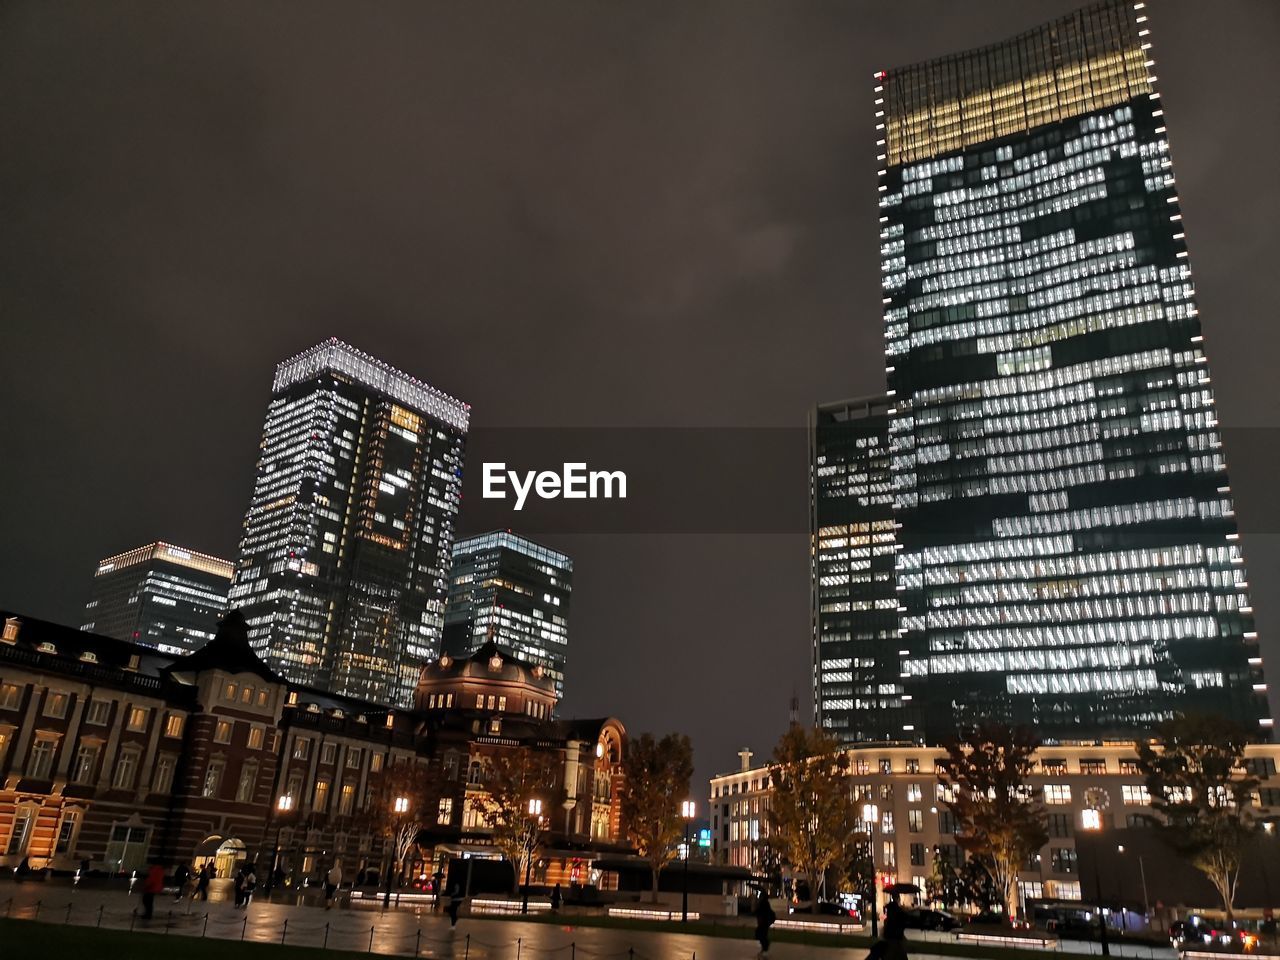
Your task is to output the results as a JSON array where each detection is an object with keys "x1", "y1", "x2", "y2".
[
  {"x1": 710, "y1": 740, "x2": 1280, "y2": 913},
  {"x1": 0, "y1": 609, "x2": 629, "y2": 891}
]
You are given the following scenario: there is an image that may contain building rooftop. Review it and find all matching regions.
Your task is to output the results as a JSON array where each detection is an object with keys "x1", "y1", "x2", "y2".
[
  {"x1": 94, "y1": 541, "x2": 234, "y2": 580},
  {"x1": 272, "y1": 337, "x2": 470, "y2": 432}
]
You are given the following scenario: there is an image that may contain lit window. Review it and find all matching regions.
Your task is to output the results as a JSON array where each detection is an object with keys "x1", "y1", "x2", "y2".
[
  {"x1": 292, "y1": 737, "x2": 310, "y2": 760},
  {"x1": 213, "y1": 721, "x2": 234, "y2": 744},
  {"x1": 44, "y1": 691, "x2": 70, "y2": 719},
  {"x1": 247, "y1": 726, "x2": 265, "y2": 750},
  {"x1": 1044, "y1": 784, "x2": 1072, "y2": 805},
  {"x1": 223, "y1": 683, "x2": 237, "y2": 702},
  {"x1": 126, "y1": 707, "x2": 149, "y2": 732},
  {"x1": 164, "y1": 714, "x2": 184, "y2": 738},
  {"x1": 203, "y1": 760, "x2": 224, "y2": 798},
  {"x1": 438, "y1": 798, "x2": 453, "y2": 825},
  {"x1": 0, "y1": 683, "x2": 21, "y2": 711}
]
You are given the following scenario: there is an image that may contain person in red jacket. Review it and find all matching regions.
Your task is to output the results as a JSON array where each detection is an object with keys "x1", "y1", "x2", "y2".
[{"x1": 141, "y1": 860, "x2": 166, "y2": 920}]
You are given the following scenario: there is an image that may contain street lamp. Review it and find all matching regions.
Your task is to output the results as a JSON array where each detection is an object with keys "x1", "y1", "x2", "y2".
[
  {"x1": 1117, "y1": 844, "x2": 1148, "y2": 929},
  {"x1": 269, "y1": 795, "x2": 294, "y2": 894},
  {"x1": 1082, "y1": 809, "x2": 1110, "y2": 957},
  {"x1": 681, "y1": 800, "x2": 696, "y2": 922},
  {"x1": 383, "y1": 795, "x2": 410, "y2": 909},
  {"x1": 519, "y1": 798, "x2": 545, "y2": 916},
  {"x1": 863, "y1": 803, "x2": 879, "y2": 940}
]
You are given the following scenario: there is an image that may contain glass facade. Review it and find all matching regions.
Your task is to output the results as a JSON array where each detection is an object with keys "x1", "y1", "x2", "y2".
[
  {"x1": 229, "y1": 338, "x2": 469, "y2": 706},
  {"x1": 442, "y1": 531, "x2": 573, "y2": 702},
  {"x1": 81, "y1": 542, "x2": 232, "y2": 656},
  {"x1": 810, "y1": 397, "x2": 906, "y2": 741},
  {"x1": 875, "y1": 0, "x2": 1269, "y2": 740}
]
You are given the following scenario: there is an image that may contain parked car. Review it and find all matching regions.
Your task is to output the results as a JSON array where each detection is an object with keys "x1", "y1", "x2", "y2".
[
  {"x1": 789, "y1": 900, "x2": 859, "y2": 919},
  {"x1": 903, "y1": 908, "x2": 961, "y2": 931},
  {"x1": 1047, "y1": 915, "x2": 1097, "y2": 939}
]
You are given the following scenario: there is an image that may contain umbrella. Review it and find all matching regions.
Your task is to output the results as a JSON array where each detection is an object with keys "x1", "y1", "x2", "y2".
[{"x1": 885, "y1": 883, "x2": 921, "y2": 895}]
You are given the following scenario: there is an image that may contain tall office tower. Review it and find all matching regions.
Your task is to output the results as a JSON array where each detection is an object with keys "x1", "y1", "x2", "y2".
[
  {"x1": 81, "y1": 542, "x2": 233, "y2": 655},
  {"x1": 229, "y1": 338, "x2": 469, "y2": 706},
  {"x1": 877, "y1": 0, "x2": 1269, "y2": 741},
  {"x1": 809, "y1": 397, "x2": 905, "y2": 742},
  {"x1": 442, "y1": 531, "x2": 573, "y2": 702}
]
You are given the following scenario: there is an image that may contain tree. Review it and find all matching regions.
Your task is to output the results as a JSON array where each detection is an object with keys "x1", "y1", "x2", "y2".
[
  {"x1": 1135, "y1": 713, "x2": 1261, "y2": 921},
  {"x1": 477, "y1": 750, "x2": 558, "y2": 893},
  {"x1": 766, "y1": 726, "x2": 864, "y2": 914},
  {"x1": 620, "y1": 732, "x2": 694, "y2": 903},
  {"x1": 937, "y1": 723, "x2": 1048, "y2": 922},
  {"x1": 368, "y1": 758, "x2": 439, "y2": 886}
]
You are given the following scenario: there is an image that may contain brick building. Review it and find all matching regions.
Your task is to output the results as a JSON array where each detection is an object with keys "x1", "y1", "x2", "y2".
[{"x1": 0, "y1": 609, "x2": 629, "y2": 889}]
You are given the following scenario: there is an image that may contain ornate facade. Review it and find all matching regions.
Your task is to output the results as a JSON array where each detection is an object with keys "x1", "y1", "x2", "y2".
[{"x1": 0, "y1": 609, "x2": 628, "y2": 889}]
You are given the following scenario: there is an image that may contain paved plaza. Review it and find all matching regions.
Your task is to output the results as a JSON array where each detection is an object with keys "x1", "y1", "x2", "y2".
[{"x1": 0, "y1": 881, "x2": 862, "y2": 959}]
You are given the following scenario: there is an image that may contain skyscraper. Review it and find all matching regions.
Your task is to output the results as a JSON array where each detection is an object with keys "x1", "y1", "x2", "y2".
[
  {"x1": 876, "y1": 0, "x2": 1269, "y2": 740},
  {"x1": 809, "y1": 397, "x2": 904, "y2": 742},
  {"x1": 81, "y1": 541, "x2": 232, "y2": 655},
  {"x1": 229, "y1": 338, "x2": 469, "y2": 706},
  {"x1": 442, "y1": 531, "x2": 573, "y2": 702}
]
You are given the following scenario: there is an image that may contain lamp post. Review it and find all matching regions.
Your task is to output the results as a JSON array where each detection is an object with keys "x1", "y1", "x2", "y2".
[
  {"x1": 269, "y1": 795, "x2": 294, "y2": 894},
  {"x1": 1082, "y1": 808, "x2": 1110, "y2": 957},
  {"x1": 522, "y1": 798, "x2": 543, "y2": 916},
  {"x1": 383, "y1": 795, "x2": 409, "y2": 909},
  {"x1": 681, "y1": 800, "x2": 696, "y2": 922},
  {"x1": 1117, "y1": 844, "x2": 1148, "y2": 928},
  {"x1": 863, "y1": 803, "x2": 879, "y2": 940}
]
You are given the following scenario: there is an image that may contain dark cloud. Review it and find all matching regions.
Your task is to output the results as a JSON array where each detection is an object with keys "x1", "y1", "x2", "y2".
[{"x1": 2, "y1": 1, "x2": 1278, "y2": 789}]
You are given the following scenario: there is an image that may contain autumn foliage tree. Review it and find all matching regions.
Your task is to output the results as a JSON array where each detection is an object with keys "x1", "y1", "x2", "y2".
[
  {"x1": 1135, "y1": 713, "x2": 1261, "y2": 921},
  {"x1": 766, "y1": 726, "x2": 864, "y2": 914},
  {"x1": 368, "y1": 758, "x2": 440, "y2": 885},
  {"x1": 620, "y1": 732, "x2": 694, "y2": 903},
  {"x1": 477, "y1": 750, "x2": 558, "y2": 892},
  {"x1": 937, "y1": 723, "x2": 1048, "y2": 923}
]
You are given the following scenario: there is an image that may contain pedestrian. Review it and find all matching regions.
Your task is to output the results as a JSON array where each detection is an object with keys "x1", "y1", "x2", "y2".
[
  {"x1": 173, "y1": 861, "x2": 190, "y2": 901},
  {"x1": 243, "y1": 867, "x2": 257, "y2": 907},
  {"x1": 446, "y1": 882, "x2": 464, "y2": 927},
  {"x1": 233, "y1": 865, "x2": 247, "y2": 908},
  {"x1": 273, "y1": 864, "x2": 286, "y2": 892},
  {"x1": 550, "y1": 882, "x2": 562, "y2": 913},
  {"x1": 141, "y1": 860, "x2": 166, "y2": 920},
  {"x1": 324, "y1": 862, "x2": 342, "y2": 910},
  {"x1": 754, "y1": 891, "x2": 776, "y2": 958},
  {"x1": 196, "y1": 862, "x2": 212, "y2": 901},
  {"x1": 431, "y1": 870, "x2": 444, "y2": 910},
  {"x1": 867, "y1": 900, "x2": 908, "y2": 960}
]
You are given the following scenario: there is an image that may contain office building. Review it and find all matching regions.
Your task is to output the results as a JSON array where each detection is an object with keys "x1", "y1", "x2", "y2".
[
  {"x1": 876, "y1": 0, "x2": 1269, "y2": 740},
  {"x1": 810, "y1": 397, "x2": 906, "y2": 741},
  {"x1": 443, "y1": 531, "x2": 573, "y2": 702},
  {"x1": 229, "y1": 338, "x2": 468, "y2": 706},
  {"x1": 81, "y1": 541, "x2": 232, "y2": 656}
]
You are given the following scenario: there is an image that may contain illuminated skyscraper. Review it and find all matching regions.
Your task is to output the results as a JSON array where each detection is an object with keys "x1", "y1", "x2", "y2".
[
  {"x1": 810, "y1": 397, "x2": 905, "y2": 742},
  {"x1": 82, "y1": 541, "x2": 232, "y2": 655},
  {"x1": 229, "y1": 338, "x2": 469, "y2": 706},
  {"x1": 442, "y1": 531, "x2": 573, "y2": 702},
  {"x1": 876, "y1": 0, "x2": 1269, "y2": 739}
]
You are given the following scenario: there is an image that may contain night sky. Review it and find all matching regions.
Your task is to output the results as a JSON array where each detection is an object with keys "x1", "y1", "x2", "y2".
[{"x1": 3, "y1": 1, "x2": 1278, "y2": 792}]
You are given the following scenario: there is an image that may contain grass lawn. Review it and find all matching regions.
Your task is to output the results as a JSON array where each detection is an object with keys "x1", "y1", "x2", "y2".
[{"x1": 0, "y1": 918, "x2": 374, "y2": 960}]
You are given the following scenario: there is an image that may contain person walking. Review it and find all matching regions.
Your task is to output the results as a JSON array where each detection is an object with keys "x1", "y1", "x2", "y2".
[
  {"x1": 172, "y1": 862, "x2": 190, "y2": 901},
  {"x1": 754, "y1": 891, "x2": 777, "y2": 958},
  {"x1": 242, "y1": 867, "x2": 257, "y2": 907},
  {"x1": 446, "y1": 882, "x2": 464, "y2": 927},
  {"x1": 868, "y1": 900, "x2": 908, "y2": 960},
  {"x1": 233, "y1": 865, "x2": 247, "y2": 908},
  {"x1": 324, "y1": 862, "x2": 342, "y2": 910},
  {"x1": 550, "y1": 883, "x2": 563, "y2": 913},
  {"x1": 141, "y1": 860, "x2": 166, "y2": 920},
  {"x1": 196, "y1": 862, "x2": 212, "y2": 901}
]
